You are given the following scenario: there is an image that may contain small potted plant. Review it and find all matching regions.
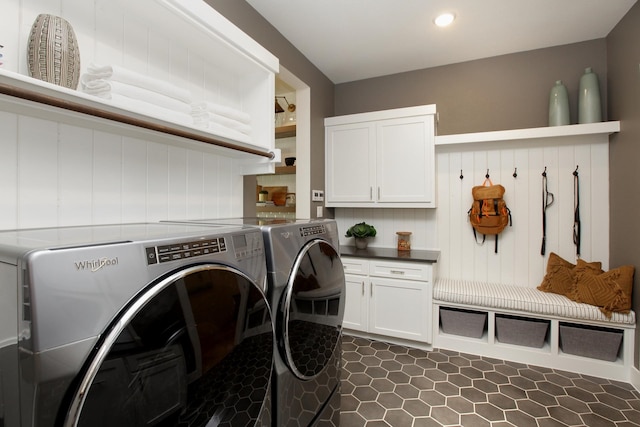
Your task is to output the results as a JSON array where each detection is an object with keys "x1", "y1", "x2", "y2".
[{"x1": 345, "y1": 222, "x2": 377, "y2": 249}]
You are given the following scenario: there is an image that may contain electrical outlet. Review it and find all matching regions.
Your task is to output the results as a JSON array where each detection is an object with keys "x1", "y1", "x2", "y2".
[{"x1": 312, "y1": 190, "x2": 324, "y2": 202}]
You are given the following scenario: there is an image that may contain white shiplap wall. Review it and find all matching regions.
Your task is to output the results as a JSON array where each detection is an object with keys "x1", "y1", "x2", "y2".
[
  {"x1": 0, "y1": 0, "x2": 256, "y2": 230},
  {"x1": 336, "y1": 133, "x2": 610, "y2": 288},
  {"x1": 0, "y1": 112, "x2": 240, "y2": 230}
]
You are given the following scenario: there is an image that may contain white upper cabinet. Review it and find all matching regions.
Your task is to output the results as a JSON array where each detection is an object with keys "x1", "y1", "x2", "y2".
[{"x1": 325, "y1": 105, "x2": 436, "y2": 208}]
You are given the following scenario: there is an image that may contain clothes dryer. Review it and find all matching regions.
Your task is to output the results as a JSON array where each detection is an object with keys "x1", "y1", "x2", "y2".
[
  {"x1": 0, "y1": 223, "x2": 273, "y2": 427},
  {"x1": 168, "y1": 219, "x2": 345, "y2": 427}
]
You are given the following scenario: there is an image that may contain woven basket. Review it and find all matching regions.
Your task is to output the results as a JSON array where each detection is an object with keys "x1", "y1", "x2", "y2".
[{"x1": 27, "y1": 14, "x2": 81, "y2": 89}]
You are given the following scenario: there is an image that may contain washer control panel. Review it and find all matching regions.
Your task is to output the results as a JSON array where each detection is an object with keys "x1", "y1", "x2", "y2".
[
  {"x1": 299, "y1": 224, "x2": 326, "y2": 237},
  {"x1": 146, "y1": 238, "x2": 226, "y2": 265}
]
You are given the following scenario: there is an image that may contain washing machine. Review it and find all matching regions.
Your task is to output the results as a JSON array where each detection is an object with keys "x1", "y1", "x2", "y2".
[
  {"x1": 168, "y1": 218, "x2": 345, "y2": 427},
  {"x1": 0, "y1": 222, "x2": 274, "y2": 427}
]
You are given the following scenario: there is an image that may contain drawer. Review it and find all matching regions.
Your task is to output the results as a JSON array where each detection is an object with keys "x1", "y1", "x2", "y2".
[
  {"x1": 341, "y1": 257, "x2": 369, "y2": 275},
  {"x1": 370, "y1": 260, "x2": 431, "y2": 281}
]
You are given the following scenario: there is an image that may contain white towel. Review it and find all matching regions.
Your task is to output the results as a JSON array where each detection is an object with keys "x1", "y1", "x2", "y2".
[
  {"x1": 81, "y1": 77, "x2": 192, "y2": 114},
  {"x1": 207, "y1": 112, "x2": 252, "y2": 135},
  {"x1": 108, "y1": 93, "x2": 193, "y2": 127},
  {"x1": 193, "y1": 101, "x2": 251, "y2": 125},
  {"x1": 84, "y1": 63, "x2": 192, "y2": 104}
]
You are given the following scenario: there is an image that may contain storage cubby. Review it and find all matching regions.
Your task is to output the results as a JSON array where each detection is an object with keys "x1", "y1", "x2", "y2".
[
  {"x1": 495, "y1": 314, "x2": 549, "y2": 348},
  {"x1": 559, "y1": 322, "x2": 623, "y2": 362},
  {"x1": 439, "y1": 307, "x2": 487, "y2": 339}
]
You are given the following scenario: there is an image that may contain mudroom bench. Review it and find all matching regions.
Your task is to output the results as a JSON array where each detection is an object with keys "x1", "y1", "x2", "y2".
[{"x1": 433, "y1": 278, "x2": 636, "y2": 382}]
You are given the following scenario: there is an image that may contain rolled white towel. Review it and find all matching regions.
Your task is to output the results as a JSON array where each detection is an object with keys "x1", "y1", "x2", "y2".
[
  {"x1": 193, "y1": 101, "x2": 251, "y2": 125},
  {"x1": 84, "y1": 63, "x2": 192, "y2": 104},
  {"x1": 81, "y1": 77, "x2": 192, "y2": 114}
]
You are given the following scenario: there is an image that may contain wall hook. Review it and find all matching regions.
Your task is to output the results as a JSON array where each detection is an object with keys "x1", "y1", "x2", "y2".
[
  {"x1": 485, "y1": 169, "x2": 490, "y2": 179},
  {"x1": 513, "y1": 167, "x2": 518, "y2": 178},
  {"x1": 573, "y1": 165, "x2": 579, "y2": 176},
  {"x1": 459, "y1": 169, "x2": 464, "y2": 180},
  {"x1": 542, "y1": 166, "x2": 547, "y2": 177}
]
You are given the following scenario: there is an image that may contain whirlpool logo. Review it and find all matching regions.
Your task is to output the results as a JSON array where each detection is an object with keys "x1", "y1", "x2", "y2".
[{"x1": 74, "y1": 257, "x2": 119, "y2": 272}]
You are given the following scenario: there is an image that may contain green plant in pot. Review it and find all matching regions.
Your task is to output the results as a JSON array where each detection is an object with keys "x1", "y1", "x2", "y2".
[{"x1": 345, "y1": 222, "x2": 376, "y2": 249}]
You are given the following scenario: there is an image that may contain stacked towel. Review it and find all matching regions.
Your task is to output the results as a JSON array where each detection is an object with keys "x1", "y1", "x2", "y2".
[
  {"x1": 80, "y1": 63, "x2": 193, "y2": 127},
  {"x1": 80, "y1": 64, "x2": 254, "y2": 143},
  {"x1": 191, "y1": 101, "x2": 253, "y2": 143}
]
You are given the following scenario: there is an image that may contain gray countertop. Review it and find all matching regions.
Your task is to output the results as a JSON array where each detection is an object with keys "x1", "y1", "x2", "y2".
[{"x1": 340, "y1": 246, "x2": 440, "y2": 263}]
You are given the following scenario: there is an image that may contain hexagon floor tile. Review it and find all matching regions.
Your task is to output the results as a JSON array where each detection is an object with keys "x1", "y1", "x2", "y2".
[{"x1": 341, "y1": 335, "x2": 640, "y2": 427}]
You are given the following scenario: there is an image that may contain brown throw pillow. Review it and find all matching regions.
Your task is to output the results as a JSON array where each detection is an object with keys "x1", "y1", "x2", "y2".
[
  {"x1": 537, "y1": 253, "x2": 602, "y2": 297},
  {"x1": 570, "y1": 265, "x2": 635, "y2": 318}
]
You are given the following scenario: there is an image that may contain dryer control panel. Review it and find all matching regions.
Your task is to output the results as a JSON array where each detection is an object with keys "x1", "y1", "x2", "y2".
[
  {"x1": 146, "y1": 238, "x2": 227, "y2": 264},
  {"x1": 300, "y1": 224, "x2": 326, "y2": 237}
]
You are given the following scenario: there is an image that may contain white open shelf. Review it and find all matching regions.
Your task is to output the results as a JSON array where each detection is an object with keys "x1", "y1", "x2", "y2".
[{"x1": 435, "y1": 121, "x2": 620, "y2": 147}]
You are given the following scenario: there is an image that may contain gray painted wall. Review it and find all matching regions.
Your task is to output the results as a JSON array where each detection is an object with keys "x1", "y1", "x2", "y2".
[
  {"x1": 608, "y1": 1, "x2": 640, "y2": 366},
  {"x1": 334, "y1": 40, "x2": 607, "y2": 135}
]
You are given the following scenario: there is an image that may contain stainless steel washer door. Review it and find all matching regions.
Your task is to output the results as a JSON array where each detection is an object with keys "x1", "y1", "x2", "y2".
[
  {"x1": 63, "y1": 264, "x2": 274, "y2": 427},
  {"x1": 280, "y1": 240, "x2": 345, "y2": 380}
]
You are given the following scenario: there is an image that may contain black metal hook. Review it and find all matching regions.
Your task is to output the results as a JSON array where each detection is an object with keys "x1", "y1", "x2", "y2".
[
  {"x1": 460, "y1": 169, "x2": 464, "y2": 180},
  {"x1": 485, "y1": 169, "x2": 490, "y2": 179},
  {"x1": 542, "y1": 166, "x2": 547, "y2": 177},
  {"x1": 573, "y1": 165, "x2": 579, "y2": 177},
  {"x1": 513, "y1": 167, "x2": 518, "y2": 178}
]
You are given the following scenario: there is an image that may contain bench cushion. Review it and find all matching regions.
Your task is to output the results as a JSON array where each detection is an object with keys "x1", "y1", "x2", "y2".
[{"x1": 434, "y1": 278, "x2": 635, "y2": 326}]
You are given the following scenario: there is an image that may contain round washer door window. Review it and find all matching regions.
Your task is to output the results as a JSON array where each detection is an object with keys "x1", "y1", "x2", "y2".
[
  {"x1": 64, "y1": 265, "x2": 274, "y2": 427},
  {"x1": 281, "y1": 240, "x2": 345, "y2": 380}
]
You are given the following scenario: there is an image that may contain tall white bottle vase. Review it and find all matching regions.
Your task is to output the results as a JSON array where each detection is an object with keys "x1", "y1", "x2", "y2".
[
  {"x1": 578, "y1": 67, "x2": 602, "y2": 124},
  {"x1": 548, "y1": 80, "x2": 570, "y2": 126}
]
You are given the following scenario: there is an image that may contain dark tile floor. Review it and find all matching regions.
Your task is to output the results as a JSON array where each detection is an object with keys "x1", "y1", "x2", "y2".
[{"x1": 341, "y1": 335, "x2": 640, "y2": 427}]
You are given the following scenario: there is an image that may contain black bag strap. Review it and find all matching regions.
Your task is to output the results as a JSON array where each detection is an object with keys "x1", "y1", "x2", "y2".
[
  {"x1": 540, "y1": 168, "x2": 554, "y2": 256},
  {"x1": 573, "y1": 166, "x2": 581, "y2": 257}
]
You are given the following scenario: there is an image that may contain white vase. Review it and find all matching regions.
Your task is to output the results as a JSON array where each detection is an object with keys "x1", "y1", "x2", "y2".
[
  {"x1": 27, "y1": 14, "x2": 81, "y2": 89},
  {"x1": 355, "y1": 237, "x2": 369, "y2": 249},
  {"x1": 548, "y1": 80, "x2": 570, "y2": 126},
  {"x1": 578, "y1": 67, "x2": 602, "y2": 124}
]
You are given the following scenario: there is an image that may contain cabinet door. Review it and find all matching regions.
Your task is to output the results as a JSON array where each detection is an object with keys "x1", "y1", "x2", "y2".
[
  {"x1": 376, "y1": 115, "x2": 435, "y2": 204},
  {"x1": 325, "y1": 122, "x2": 375, "y2": 204},
  {"x1": 343, "y1": 274, "x2": 369, "y2": 332},
  {"x1": 369, "y1": 277, "x2": 431, "y2": 343}
]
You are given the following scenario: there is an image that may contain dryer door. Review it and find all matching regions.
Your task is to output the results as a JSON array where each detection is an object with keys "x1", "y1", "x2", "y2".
[
  {"x1": 63, "y1": 264, "x2": 274, "y2": 427},
  {"x1": 281, "y1": 240, "x2": 345, "y2": 380}
]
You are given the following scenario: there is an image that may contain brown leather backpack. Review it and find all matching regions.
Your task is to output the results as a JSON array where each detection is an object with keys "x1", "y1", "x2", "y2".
[{"x1": 468, "y1": 178, "x2": 512, "y2": 252}]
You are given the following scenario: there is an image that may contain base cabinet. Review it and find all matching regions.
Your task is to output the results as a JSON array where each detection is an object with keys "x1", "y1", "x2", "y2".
[{"x1": 342, "y1": 256, "x2": 432, "y2": 343}]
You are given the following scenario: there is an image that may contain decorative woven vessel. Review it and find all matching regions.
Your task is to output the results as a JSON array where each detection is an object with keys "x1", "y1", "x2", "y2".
[{"x1": 27, "y1": 14, "x2": 81, "y2": 89}]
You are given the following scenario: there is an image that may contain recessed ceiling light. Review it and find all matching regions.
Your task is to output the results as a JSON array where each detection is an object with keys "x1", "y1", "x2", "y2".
[{"x1": 434, "y1": 12, "x2": 455, "y2": 27}]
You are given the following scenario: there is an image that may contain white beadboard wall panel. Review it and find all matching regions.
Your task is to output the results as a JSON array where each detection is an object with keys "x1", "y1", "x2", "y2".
[
  {"x1": 167, "y1": 147, "x2": 188, "y2": 220},
  {"x1": 92, "y1": 131, "x2": 123, "y2": 224},
  {"x1": 0, "y1": 112, "x2": 18, "y2": 229},
  {"x1": 335, "y1": 136, "x2": 610, "y2": 289},
  {"x1": 17, "y1": 116, "x2": 59, "y2": 228},
  {"x1": 146, "y1": 142, "x2": 170, "y2": 222},
  {"x1": 58, "y1": 124, "x2": 93, "y2": 226},
  {"x1": 122, "y1": 137, "x2": 149, "y2": 223},
  {"x1": 186, "y1": 151, "x2": 205, "y2": 219}
]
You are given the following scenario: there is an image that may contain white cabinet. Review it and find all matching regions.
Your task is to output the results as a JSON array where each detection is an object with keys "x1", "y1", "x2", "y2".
[
  {"x1": 342, "y1": 256, "x2": 433, "y2": 343},
  {"x1": 325, "y1": 105, "x2": 436, "y2": 208}
]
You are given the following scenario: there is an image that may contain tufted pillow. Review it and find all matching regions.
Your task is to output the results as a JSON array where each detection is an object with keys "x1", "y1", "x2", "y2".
[
  {"x1": 537, "y1": 252, "x2": 602, "y2": 297},
  {"x1": 570, "y1": 265, "x2": 635, "y2": 318}
]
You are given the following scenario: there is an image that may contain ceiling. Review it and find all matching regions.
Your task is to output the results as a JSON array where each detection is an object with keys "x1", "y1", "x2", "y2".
[{"x1": 247, "y1": 0, "x2": 637, "y2": 84}]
